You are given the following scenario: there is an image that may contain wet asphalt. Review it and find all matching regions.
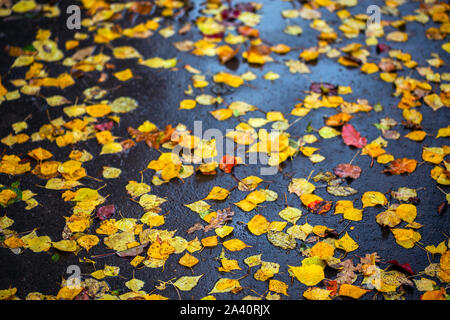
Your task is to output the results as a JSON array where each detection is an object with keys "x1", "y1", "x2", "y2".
[{"x1": 0, "y1": 0, "x2": 449, "y2": 300}]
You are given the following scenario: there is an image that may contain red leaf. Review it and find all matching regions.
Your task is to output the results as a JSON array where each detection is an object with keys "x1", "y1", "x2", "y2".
[
  {"x1": 308, "y1": 200, "x2": 332, "y2": 215},
  {"x1": 341, "y1": 124, "x2": 367, "y2": 148},
  {"x1": 376, "y1": 43, "x2": 391, "y2": 54},
  {"x1": 94, "y1": 121, "x2": 114, "y2": 131},
  {"x1": 387, "y1": 260, "x2": 415, "y2": 276},
  {"x1": 219, "y1": 155, "x2": 237, "y2": 173},
  {"x1": 438, "y1": 201, "x2": 447, "y2": 216},
  {"x1": 334, "y1": 163, "x2": 362, "y2": 179},
  {"x1": 325, "y1": 280, "x2": 338, "y2": 296},
  {"x1": 96, "y1": 204, "x2": 115, "y2": 220}
]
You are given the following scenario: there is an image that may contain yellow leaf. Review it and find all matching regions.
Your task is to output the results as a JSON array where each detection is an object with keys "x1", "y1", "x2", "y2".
[
  {"x1": 234, "y1": 199, "x2": 257, "y2": 212},
  {"x1": 377, "y1": 154, "x2": 395, "y2": 164},
  {"x1": 201, "y1": 235, "x2": 218, "y2": 247},
  {"x1": 140, "y1": 57, "x2": 177, "y2": 69},
  {"x1": 334, "y1": 232, "x2": 359, "y2": 252},
  {"x1": 269, "y1": 279, "x2": 288, "y2": 296},
  {"x1": 310, "y1": 241, "x2": 335, "y2": 260},
  {"x1": 426, "y1": 241, "x2": 447, "y2": 255},
  {"x1": 28, "y1": 147, "x2": 52, "y2": 161},
  {"x1": 278, "y1": 206, "x2": 302, "y2": 224},
  {"x1": 422, "y1": 147, "x2": 444, "y2": 164},
  {"x1": 219, "y1": 257, "x2": 242, "y2": 272},
  {"x1": 0, "y1": 287, "x2": 17, "y2": 300},
  {"x1": 414, "y1": 278, "x2": 437, "y2": 291},
  {"x1": 395, "y1": 204, "x2": 417, "y2": 223},
  {"x1": 338, "y1": 284, "x2": 369, "y2": 299},
  {"x1": 86, "y1": 104, "x2": 111, "y2": 117},
  {"x1": 76, "y1": 235, "x2": 99, "y2": 252},
  {"x1": 403, "y1": 108, "x2": 423, "y2": 125},
  {"x1": 209, "y1": 278, "x2": 241, "y2": 294},
  {"x1": 185, "y1": 200, "x2": 211, "y2": 217},
  {"x1": 361, "y1": 191, "x2": 387, "y2": 208},
  {"x1": 386, "y1": 31, "x2": 408, "y2": 42},
  {"x1": 436, "y1": 126, "x2": 450, "y2": 138},
  {"x1": 204, "y1": 186, "x2": 230, "y2": 201},
  {"x1": 113, "y1": 46, "x2": 142, "y2": 59},
  {"x1": 196, "y1": 94, "x2": 217, "y2": 105},
  {"x1": 72, "y1": 188, "x2": 98, "y2": 203},
  {"x1": 125, "y1": 278, "x2": 145, "y2": 292},
  {"x1": 56, "y1": 286, "x2": 83, "y2": 300},
  {"x1": 263, "y1": 72, "x2": 280, "y2": 80},
  {"x1": 391, "y1": 228, "x2": 421, "y2": 248},
  {"x1": 343, "y1": 207, "x2": 363, "y2": 221},
  {"x1": 288, "y1": 178, "x2": 315, "y2": 196},
  {"x1": 103, "y1": 166, "x2": 122, "y2": 179},
  {"x1": 244, "y1": 254, "x2": 262, "y2": 268},
  {"x1": 284, "y1": 25, "x2": 303, "y2": 36},
  {"x1": 179, "y1": 99, "x2": 197, "y2": 110},
  {"x1": 113, "y1": 69, "x2": 133, "y2": 81},
  {"x1": 303, "y1": 287, "x2": 332, "y2": 300},
  {"x1": 210, "y1": 108, "x2": 233, "y2": 121},
  {"x1": 318, "y1": 126, "x2": 341, "y2": 138},
  {"x1": 289, "y1": 264, "x2": 324, "y2": 286},
  {"x1": 228, "y1": 101, "x2": 256, "y2": 115},
  {"x1": 360, "y1": 63, "x2": 379, "y2": 74},
  {"x1": 173, "y1": 275, "x2": 203, "y2": 291},
  {"x1": 100, "y1": 142, "x2": 123, "y2": 155},
  {"x1": 104, "y1": 231, "x2": 135, "y2": 251},
  {"x1": 247, "y1": 214, "x2": 270, "y2": 236},
  {"x1": 380, "y1": 72, "x2": 397, "y2": 82},
  {"x1": 213, "y1": 72, "x2": 244, "y2": 88},
  {"x1": 215, "y1": 225, "x2": 234, "y2": 238},
  {"x1": 179, "y1": 253, "x2": 199, "y2": 268},
  {"x1": 22, "y1": 233, "x2": 52, "y2": 252},
  {"x1": 223, "y1": 239, "x2": 250, "y2": 251},
  {"x1": 334, "y1": 200, "x2": 353, "y2": 214}
]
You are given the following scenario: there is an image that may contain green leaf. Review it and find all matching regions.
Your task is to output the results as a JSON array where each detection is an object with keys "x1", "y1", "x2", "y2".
[
  {"x1": 51, "y1": 253, "x2": 60, "y2": 262},
  {"x1": 0, "y1": 181, "x2": 22, "y2": 208},
  {"x1": 374, "y1": 103, "x2": 383, "y2": 112},
  {"x1": 23, "y1": 44, "x2": 36, "y2": 52}
]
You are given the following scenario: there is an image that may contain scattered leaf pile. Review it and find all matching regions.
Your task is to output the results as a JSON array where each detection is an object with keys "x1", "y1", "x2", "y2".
[{"x1": 0, "y1": 0, "x2": 449, "y2": 301}]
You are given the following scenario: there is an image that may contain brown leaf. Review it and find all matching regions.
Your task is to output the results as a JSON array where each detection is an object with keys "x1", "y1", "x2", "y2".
[
  {"x1": 382, "y1": 130, "x2": 400, "y2": 140},
  {"x1": 128, "y1": 125, "x2": 175, "y2": 149},
  {"x1": 120, "y1": 139, "x2": 136, "y2": 150},
  {"x1": 71, "y1": 46, "x2": 95, "y2": 61},
  {"x1": 187, "y1": 208, "x2": 235, "y2": 233},
  {"x1": 178, "y1": 23, "x2": 191, "y2": 35},
  {"x1": 187, "y1": 222, "x2": 204, "y2": 234},
  {"x1": 438, "y1": 202, "x2": 447, "y2": 216},
  {"x1": 203, "y1": 207, "x2": 235, "y2": 232},
  {"x1": 335, "y1": 259, "x2": 357, "y2": 285},
  {"x1": 356, "y1": 252, "x2": 380, "y2": 269},
  {"x1": 378, "y1": 58, "x2": 397, "y2": 72},
  {"x1": 116, "y1": 242, "x2": 149, "y2": 257}
]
